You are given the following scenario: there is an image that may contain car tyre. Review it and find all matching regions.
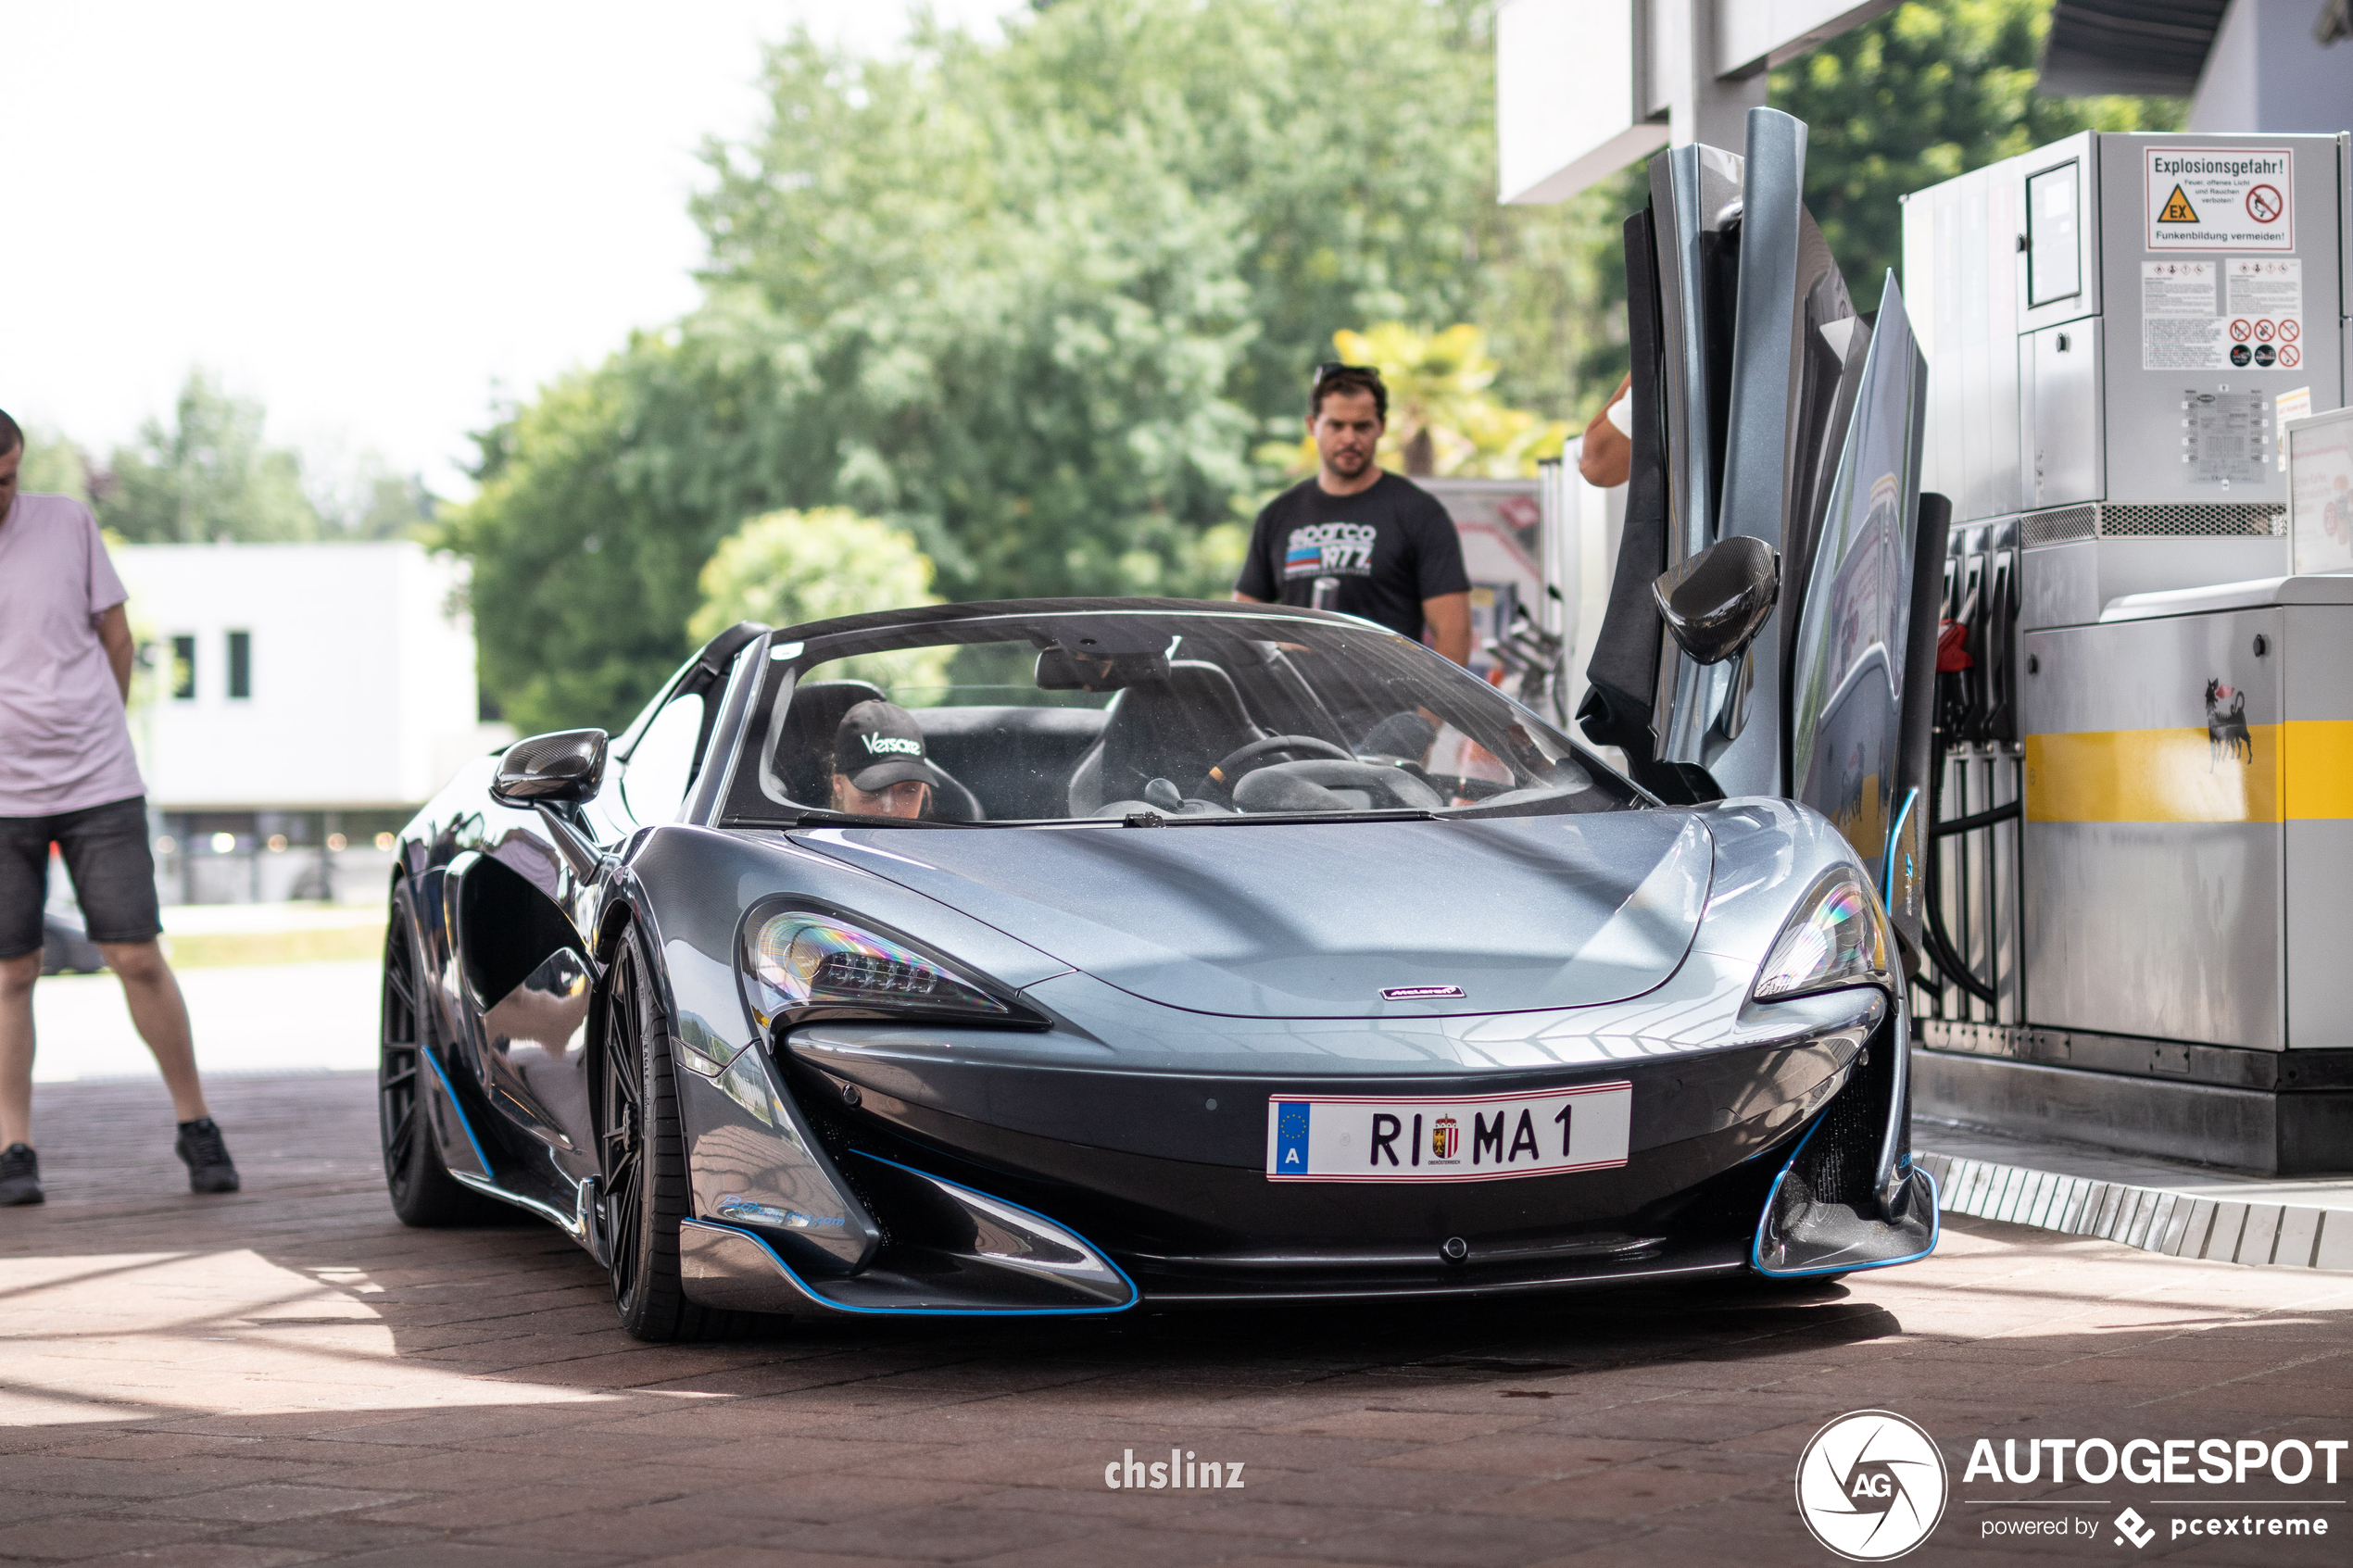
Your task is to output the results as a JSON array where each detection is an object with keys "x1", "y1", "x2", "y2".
[
  {"x1": 380, "y1": 879, "x2": 499, "y2": 1227},
  {"x1": 599, "y1": 925, "x2": 740, "y2": 1343}
]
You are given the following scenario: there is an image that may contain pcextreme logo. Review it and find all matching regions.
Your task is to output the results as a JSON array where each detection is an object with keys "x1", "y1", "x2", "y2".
[
  {"x1": 1795, "y1": 1414, "x2": 2347, "y2": 1557},
  {"x1": 1795, "y1": 1411, "x2": 1950, "y2": 1561}
]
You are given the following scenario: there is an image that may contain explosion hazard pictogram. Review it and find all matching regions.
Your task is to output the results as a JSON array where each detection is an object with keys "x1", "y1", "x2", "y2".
[{"x1": 2158, "y1": 185, "x2": 2199, "y2": 223}]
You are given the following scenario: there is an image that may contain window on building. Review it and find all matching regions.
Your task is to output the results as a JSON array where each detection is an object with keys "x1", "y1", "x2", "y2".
[
  {"x1": 227, "y1": 631, "x2": 251, "y2": 699},
  {"x1": 170, "y1": 635, "x2": 196, "y2": 700}
]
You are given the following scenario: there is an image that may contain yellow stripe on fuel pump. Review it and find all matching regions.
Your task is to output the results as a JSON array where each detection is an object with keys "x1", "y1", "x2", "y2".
[{"x1": 2023, "y1": 721, "x2": 2353, "y2": 822}]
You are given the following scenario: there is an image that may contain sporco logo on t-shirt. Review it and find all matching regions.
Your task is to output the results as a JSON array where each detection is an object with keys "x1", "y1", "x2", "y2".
[{"x1": 1283, "y1": 521, "x2": 1378, "y2": 578}]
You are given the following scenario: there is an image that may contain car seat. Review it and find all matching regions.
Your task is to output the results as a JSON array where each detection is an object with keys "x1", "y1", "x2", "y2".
[{"x1": 1066, "y1": 660, "x2": 1265, "y2": 814}]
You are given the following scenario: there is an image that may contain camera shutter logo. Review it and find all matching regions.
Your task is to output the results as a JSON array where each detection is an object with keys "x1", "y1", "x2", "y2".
[{"x1": 1794, "y1": 1411, "x2": 1948, "y2": 1561}]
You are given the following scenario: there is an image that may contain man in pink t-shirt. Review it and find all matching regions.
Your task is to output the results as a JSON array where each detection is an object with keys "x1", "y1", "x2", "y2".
[{"x1": 0, "y1": 408, "x2": 237, "y2": 1205}]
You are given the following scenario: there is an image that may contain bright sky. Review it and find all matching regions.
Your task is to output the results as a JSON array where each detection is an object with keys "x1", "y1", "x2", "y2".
[{"x1": 3, "y1": 2, "x2": 1026, "y2": 496}]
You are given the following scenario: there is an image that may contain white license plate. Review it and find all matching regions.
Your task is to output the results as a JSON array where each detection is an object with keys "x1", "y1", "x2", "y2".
[{"x1": 1264, "y1": 1083, "x2": 1633, "y2": 1183}]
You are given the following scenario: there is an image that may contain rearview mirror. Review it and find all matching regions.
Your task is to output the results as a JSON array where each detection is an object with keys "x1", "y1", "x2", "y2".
[
  {"x1": 1036, "y1": 646, "x2": 1170, "y2": 692},
  {"x1": 1653, "y1": 535, "x2": 1780, "y2": 667},
  {"x1": 491, "y1": 729, "x2": 609, "y2": 806}
]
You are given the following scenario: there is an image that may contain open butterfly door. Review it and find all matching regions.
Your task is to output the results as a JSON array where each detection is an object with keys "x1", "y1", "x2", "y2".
[{"x1": 1577, "y1": 107, "x2": 1939, "y2": 958}]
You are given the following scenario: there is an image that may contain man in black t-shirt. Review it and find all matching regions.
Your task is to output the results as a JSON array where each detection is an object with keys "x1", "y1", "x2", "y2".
[{"x1": 1233, "y1": 364, "x2": 1472, "y2": 663}]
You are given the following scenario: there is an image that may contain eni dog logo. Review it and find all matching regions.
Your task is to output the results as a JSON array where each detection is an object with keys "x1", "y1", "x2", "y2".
[
  {"x1": 1795, "y1": 1411, "x2": 1949, "y2": 1561},
  {"x1": 2205, "y1": 680, "x2": 2252, "y2": 765}
]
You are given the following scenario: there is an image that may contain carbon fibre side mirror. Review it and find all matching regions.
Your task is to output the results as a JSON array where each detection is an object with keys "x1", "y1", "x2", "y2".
[
  {"x1": 491, "y1": 729, "x2": 609, "y2": 806},
  {"x1": 1654, "y1": 535, "x2": 1780, "y2": 667}
]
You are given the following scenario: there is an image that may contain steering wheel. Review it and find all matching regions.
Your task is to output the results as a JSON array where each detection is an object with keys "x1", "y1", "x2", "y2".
[{"x1": 1206, "y1": 734, "x2": 1354, "y2": 790}]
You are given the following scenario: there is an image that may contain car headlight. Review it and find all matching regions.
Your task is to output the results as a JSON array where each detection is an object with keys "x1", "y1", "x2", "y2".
[
  {"x1": 1751, "y1": 867, "x2": 1893, "y2": 1002},
  {"x1": 740, "y1": 907, "x2": 1018, "y2": 1030}
]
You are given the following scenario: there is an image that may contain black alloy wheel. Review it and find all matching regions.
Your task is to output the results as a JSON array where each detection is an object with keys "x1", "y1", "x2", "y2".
[
  {"x1": 380, "y1": 880, "x2": 496, "y2": 1226},
  {"x1": 598, "y1": 926, "x2": 740, "y2": 1342}
]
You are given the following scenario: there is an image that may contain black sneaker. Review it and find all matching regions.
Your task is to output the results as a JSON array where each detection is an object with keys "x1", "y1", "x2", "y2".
[
  {"x1": 0, "y1": 1143, "x2": 42, "y2": 1206},
  {"x1": 175, "y1": 1119, "x2": 240, "y2": 1194}
]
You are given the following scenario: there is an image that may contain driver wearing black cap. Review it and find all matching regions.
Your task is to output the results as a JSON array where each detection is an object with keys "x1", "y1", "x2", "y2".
[{"x1": 831, "y1": 700, "x2": 933, "y2": 820}]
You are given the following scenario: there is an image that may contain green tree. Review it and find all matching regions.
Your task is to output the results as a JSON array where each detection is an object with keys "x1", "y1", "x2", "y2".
[
  {"x1": 308, "y1": 449, "x2": 439, "y2": 542},
  {"x1": 449, "y1": 0, "x2": 2169, "y2": 734},
  {"x1": 689, "y1": 506, "x2": 939, "y2": 640},
  {"x1": 691, "y1": 507, "x2": 955, "y2": 694},
  {"x1": 1261, "y1": 323, "x2": 1573, "y2": 480},
  {"x1": 97, "y1": 370, "x2": 321, "y2": 544},
  {"x1": 1772, "y1": 0, "x2": 2184, "y2": 310},
  {"x1": 16, "y1": 427, "x2": 93, "y2": 502},
  {"x1": 453, "y1": 1, "x2": 1609, "y2": 732}
]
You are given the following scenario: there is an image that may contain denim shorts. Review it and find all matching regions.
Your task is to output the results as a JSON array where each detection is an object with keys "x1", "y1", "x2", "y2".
[{"x1": 0, "y1": 797, "x2": 163, "y2": 960}]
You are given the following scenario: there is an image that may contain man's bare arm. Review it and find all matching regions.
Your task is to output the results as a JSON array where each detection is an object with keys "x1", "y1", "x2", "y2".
[
  {"x1": 1577, "y1": 371, "x2": 1632, "y2": 489},
  {"x1": 1422, "y1": 592, "x2": 1473, "y2": 667},
  {"x1": 1231, "y1": 592, "x2": 1267, "y2": 604},
  {"x1": 96, "y1": 605, "x2": 135, "y2": 704}
]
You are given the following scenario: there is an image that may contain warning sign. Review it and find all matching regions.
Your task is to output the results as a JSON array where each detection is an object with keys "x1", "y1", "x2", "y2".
[
  {"x1": 2142, "y1": 261, "x2": 2227, "y2": 370},
  {"x1": 2147, "y1": 148, "x2": 2295, "y2": 250},
  {"x1": 2226, "y1": 258, "x2": 2302, "y2": 356}
]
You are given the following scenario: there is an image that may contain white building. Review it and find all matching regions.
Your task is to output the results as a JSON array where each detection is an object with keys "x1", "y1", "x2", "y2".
[{"x1": 109, "y1": 541, "x2": 510, "y2": 903}]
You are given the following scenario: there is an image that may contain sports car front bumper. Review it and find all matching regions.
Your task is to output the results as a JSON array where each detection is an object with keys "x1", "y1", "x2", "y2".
[{"x1": 673, "y1": 976, "x2": 1931, "y2": 1316}]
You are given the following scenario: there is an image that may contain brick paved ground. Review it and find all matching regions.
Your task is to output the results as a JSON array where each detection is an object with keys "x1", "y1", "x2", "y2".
[{"x1": 4, "y1": 1072, "x2": 2349, "y2": 1568}]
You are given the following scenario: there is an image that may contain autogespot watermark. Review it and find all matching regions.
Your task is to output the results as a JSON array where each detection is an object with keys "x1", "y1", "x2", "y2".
[
  {"x1": 1796, "y1": 1411, "x2": 1950, "y2": 1561},
  {"x1": 1102, "y1": 1448, "x2": 1245, "y2": 1491},
  {"x1": 1962, "y1": 1434, "x2": 2344, "y2": 1549},
  {"x1": 1793, "y1": 1411, "x2": 2347, "y2": 1557}
]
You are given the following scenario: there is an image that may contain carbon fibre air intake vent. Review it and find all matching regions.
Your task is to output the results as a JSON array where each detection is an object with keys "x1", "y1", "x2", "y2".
[
  {"x1": 1790, "y1": 1040, "x2": 1894, "y2": 1214},
  {"x1": 1754, "y1": 1020, "x2": 1936, "y2": 1277}
]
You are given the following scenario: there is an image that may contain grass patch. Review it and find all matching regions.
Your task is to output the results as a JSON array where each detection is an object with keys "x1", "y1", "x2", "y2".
[{"x1": 164, "y1": 923, "x2": 388, "y2": 970}]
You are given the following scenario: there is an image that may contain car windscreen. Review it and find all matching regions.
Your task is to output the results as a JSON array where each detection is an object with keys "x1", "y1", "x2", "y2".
[{"x1": 716, "y1": 608, "x2": 1641, "y2": 826}]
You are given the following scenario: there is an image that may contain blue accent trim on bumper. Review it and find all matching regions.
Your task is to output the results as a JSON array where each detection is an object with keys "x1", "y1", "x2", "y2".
[
  {"x1": 1882, "y1": 786, "x2": 1918, "y2": 909},
  {"x1": 1748, "y1": 1118, "x2": 1941, "y2": 1279},
  {"x1": 417, "y1": 1043, "x2": 493, "y2": 1176},
  {"x1": 686, "y1": 1156, "x2": 1140, "y2": 1318}
]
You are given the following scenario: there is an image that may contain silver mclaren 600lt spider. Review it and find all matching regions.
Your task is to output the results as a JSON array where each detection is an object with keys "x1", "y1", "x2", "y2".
[{"x1": 379, "y1": 599, "x2": 1935, "y2": 1340}]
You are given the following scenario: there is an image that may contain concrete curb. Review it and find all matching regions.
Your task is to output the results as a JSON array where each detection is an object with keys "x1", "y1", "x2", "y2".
[{"x1": 1915, "y1": 1150, "x2": 2353, "y2": 1271}]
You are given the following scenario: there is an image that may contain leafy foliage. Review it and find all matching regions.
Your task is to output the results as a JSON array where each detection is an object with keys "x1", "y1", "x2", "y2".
[
  {"x1": 691, "y1": 506, "x2": 956, "y2": 696},
  {"x1": 96, "y1": 370, "x2": 321, "y2": 544},
  {"x1": 1772, "y1": 0, "x2": 2183, "y2": 310},
  {"x1": 447, "y1": 0, "x2": 2183, "y2": 735},
  {"x1": 1265, "y1": 324, "x2": 1572, "y2": 481},
  {"x1": 16, "y1": 427, "x2": 94, "y2": 503},
  {"x1": 689, "y1": 506, "x2": 939, "y2": 643},
  {"x1": 447, "y1": 1, "x2": 1627, "y2": 734}
]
